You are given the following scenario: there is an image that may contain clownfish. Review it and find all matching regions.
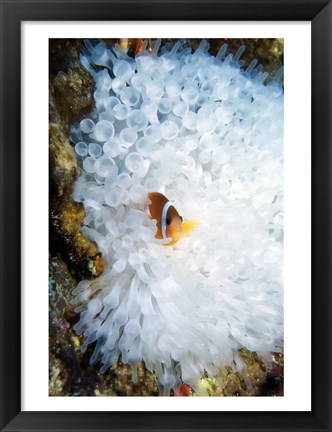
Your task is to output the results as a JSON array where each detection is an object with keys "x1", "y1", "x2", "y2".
[{"x1": 148, "y1": 192, "x2": 198, "y2": 246}]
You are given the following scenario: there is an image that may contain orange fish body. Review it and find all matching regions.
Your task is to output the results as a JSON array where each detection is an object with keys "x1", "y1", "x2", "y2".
[{"x1": 148, "y1": 192, "x2": 198, "y2": 246}]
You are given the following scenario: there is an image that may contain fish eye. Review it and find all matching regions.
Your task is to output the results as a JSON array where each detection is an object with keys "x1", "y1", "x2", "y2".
[{"x1": 166, "y1": 218, "x2": 171, "y2": 225}]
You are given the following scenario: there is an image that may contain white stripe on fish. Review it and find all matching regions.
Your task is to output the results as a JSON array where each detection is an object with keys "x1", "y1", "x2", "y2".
[{"x1": 161, "y1": 200, "x2": 174, "y2": 239}]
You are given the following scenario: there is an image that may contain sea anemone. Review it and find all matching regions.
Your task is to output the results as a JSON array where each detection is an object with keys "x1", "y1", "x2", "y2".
[{"x1": 70, "y1": 39, "x2": 284, "y2": 395}]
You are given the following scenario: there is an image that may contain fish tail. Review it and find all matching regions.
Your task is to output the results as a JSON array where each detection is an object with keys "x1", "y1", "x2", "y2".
[{"x1": 181, "y1": 219, "x2": 199, "y2": 236}]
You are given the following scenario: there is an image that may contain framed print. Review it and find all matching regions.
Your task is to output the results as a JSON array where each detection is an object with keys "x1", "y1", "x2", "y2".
[
  {"x1": 47, "y1": 34, "x2": 286, "y2": 401},
  {"x1": 1, "y1": 0, "x2": 331, "y2": 431}
]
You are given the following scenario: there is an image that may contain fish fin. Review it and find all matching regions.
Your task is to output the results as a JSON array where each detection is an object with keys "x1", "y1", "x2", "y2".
[
  {"x1": 164, "y1": 238, "x2": 179, "y2": 246},
  {"x1": 181, "y1": 219, "x2": 199, "y2": 237}
]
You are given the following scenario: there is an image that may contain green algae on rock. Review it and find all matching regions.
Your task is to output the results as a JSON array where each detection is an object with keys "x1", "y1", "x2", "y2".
[
  {"x1": 49, "y1": 256, "x2": 160, "y2": 396},
  {"x1": 49, "y1": 39, "x2": 104, "y2": 279}
]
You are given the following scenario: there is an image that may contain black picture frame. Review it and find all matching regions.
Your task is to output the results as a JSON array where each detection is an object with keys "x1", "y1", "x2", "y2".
[{"x1": 0, "y1": 0, "x2": 331, "y2": 431}]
